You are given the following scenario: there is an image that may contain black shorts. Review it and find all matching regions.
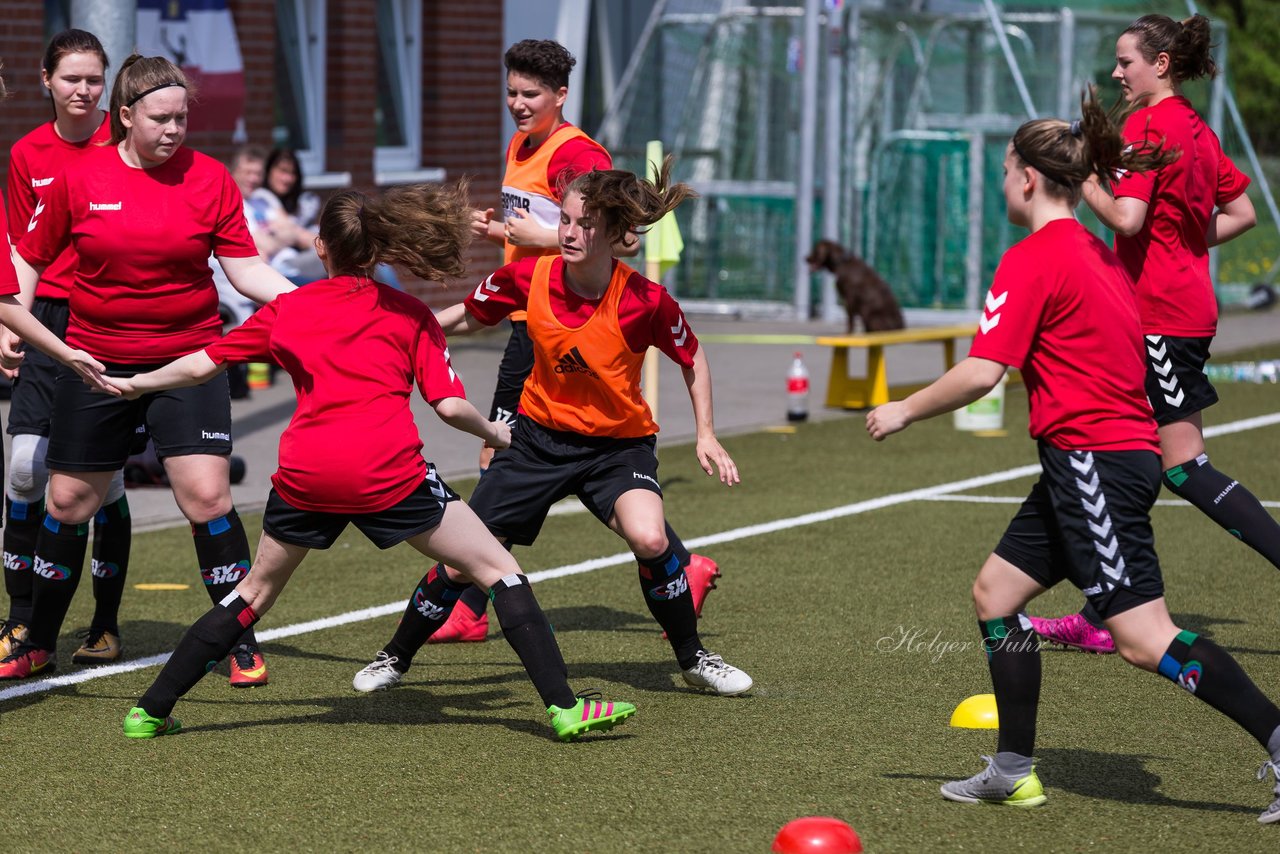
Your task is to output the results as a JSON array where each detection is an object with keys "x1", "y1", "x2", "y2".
[
  {"x1": 468, "y1": 418, "x2": 662, "y2": 546},
  {"x1": 1143, "y1": 334, "x2": 1218, "y2": 425},
  {"x1": 7, "y1": 297, "x2": 70, "y2": 437},
  {"x1": 45, "y1": 363, "x2": 232, "y2": 472},
  {"x1": 488, "y1": 319, "x2": 533, "y2": 424},
  {"x1": 994, "y1": 442, "x2": 1164, "y2": 620},
  {"x1": 262, "y1": 466, "x2": 459, "y2": 550}
]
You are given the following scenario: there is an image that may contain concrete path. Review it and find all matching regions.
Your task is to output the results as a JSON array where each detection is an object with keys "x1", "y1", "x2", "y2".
[{"x1": 3, "y1": 308, "x2": 1275, "y2": 531}]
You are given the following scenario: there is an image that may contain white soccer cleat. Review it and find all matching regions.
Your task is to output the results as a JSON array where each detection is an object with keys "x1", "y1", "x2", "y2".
[
  {"x1": 681, "y1": 650, "x2": 753, "y2": 696},
  {"x1": 352, "y1": 651, "x2": 403, "y2": 693}
]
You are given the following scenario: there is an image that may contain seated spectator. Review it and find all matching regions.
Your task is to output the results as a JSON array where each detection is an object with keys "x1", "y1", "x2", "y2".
[
  {"x1": 250, "y1": 147, "x2": 325, "y2": 284},
  {"x1": 227, "y1": 145, "x2": 323, "y2": 284},
  {"x1": 258, "y1": 147, "x2": 321, "y2": 228}
]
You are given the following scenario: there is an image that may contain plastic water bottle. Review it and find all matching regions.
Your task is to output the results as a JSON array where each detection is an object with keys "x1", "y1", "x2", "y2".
[
  {"x1": 1203, "y1": 360, "x2": 1280, "y2": 384},
  {"x1": 787, "y1": 352, "x2": 810, "y2": 422}
]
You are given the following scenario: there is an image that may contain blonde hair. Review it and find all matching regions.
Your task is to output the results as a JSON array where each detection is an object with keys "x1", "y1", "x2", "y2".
[
  {"x1": 563, "y1": 155, "x2": 697, "y2": 247},
  {"x1": 319, "y1": 182, "x2": 474, "y2": 282},
  {"x1": 109, "y1": 54, "x2": 192, "y2": 144},
  {"x1": 1011, "y1": 86, "x2": 1179, "y2": 206}
]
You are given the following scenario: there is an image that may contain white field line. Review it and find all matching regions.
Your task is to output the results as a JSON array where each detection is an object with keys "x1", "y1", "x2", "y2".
[
  {"x1": 4, "y1": 411, "x2": 1277, "y2": 703},
  {"x1": 926, "y1": 496, "x2": 1280, "y2": 507}
]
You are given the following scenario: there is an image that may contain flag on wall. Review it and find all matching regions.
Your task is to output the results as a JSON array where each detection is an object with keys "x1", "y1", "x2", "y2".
[{"x1": 136, "y1": 0, "x2": 246, "y2": 136}]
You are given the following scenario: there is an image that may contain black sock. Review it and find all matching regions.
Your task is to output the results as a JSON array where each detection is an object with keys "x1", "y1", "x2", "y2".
[
  {"x1": 139, "y1": 590, "x2": 259, "y2": 718},
  {"x1": 1156, "y1": 630, "x2": 1280, "y2": 747},
  {"x1": 981, "y1": 616, "x2": 1041, "y2": 757},
  {"x1": 637, "y1": 545, "x2": 702, "y2": 669},
  {"x1": 27, "y1": 516, "x2": 90, "y2": 650},
  {"x1": 192, "y1": 510, "x2": 257, "y2": 648},
  {"x1": 490, "y1": 574, "x2": 574, "y2": 709},
  {"x1": 1164, "y1": 455, "x2": 1280, "y2": 568},
  {"x1": 1079, "y1": 601, "x2": 1105, "y2": 629},
  {"x1": 89, "y1": 497, "x2": 131, "y2": 636},
  {"x1": 3, "y1": 498, "x2": 43, "y2": 625},
  {"x1": 665, "y1": 522, "x2": 692, "y2": 565},
  {"x1": 383, "y1": 563, "x2": 470, "y2": 669},
  {"x1": 457, "y1": 583, "x2": 488, "y2": 619}
]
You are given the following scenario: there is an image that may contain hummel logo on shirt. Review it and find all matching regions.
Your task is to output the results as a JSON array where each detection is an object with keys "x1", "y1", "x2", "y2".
[
  {"x1": 89, "y1": 201, "x2": 123, "y2": 211},
  {"x1": 979, "y1": 289, "x2": 1006, "y2": 334},
  {"x1": 553, "y1": 346, "x2": 598, "y2": 378},
  {"x1": 27, "y1": 200, "x2": 45, "y2": 232},
  {"x1": 31, "y1": 177, "x2": 53, "y2": 188}
]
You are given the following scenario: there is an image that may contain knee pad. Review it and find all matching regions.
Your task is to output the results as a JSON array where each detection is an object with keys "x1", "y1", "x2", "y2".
[
  {"x1": 6, "y1": 435, "x2": 50, "y2": 503},
  {"x1": 104, "y1": 470, "x2": 126, "y2": 506}
]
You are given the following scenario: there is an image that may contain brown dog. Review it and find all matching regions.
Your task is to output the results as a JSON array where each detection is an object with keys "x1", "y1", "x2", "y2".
[{"x1": 806, "y1": 239, "x2": 905, "y2": 333}]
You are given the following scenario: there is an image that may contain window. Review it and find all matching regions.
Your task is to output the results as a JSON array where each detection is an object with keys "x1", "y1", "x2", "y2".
[
  {"x1": 274, "y1": 0, "x2": 327, "y2": 178},
  {"x1": 374, "y1": 0, "x2": 422, "y2": 175}
]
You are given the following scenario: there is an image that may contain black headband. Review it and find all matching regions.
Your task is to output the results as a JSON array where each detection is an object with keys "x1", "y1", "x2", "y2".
[
  {"x1": 1012, "y1": 139, "x2": 1075, "y2": 189},
  {"x1": 126, "y1": 82, "x2": 185, "y2": 107}
]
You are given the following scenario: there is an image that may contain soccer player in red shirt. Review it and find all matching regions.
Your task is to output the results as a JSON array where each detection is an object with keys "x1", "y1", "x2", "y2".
[
  {"x1": 354, "y1": 159, "x2": 753, "y2": 697},
  {"x1": 1032, "y1": 14, "x2": 1280, "y2": 655},
  {"x1": 436, "y1": 39, "x2": 721, "y2": 644},
  {"x1": 100, "y1": 182, "x2": 634, "y2": 742},
  {"x1": 2, "y1": 30, "x2": 135, "y2": 667},
  {"x1": 866, "y1": 91, "x2": 1280, "y2": 822},
  {"x1": 0, "y1": 55, "x2": 295, "y2": 684}
]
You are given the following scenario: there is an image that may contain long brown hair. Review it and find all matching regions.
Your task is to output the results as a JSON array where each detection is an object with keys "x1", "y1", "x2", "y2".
[
  {"x1": 1010, "y1": 86, "x2": 1179, "y2": 206},
  {"x1": 108, "y1": 54, "x2": 192, "y2": 144},
  {"x1": 319, "y1": 182, "x2": 473, "y2": 282},
  {"x1": 564, "y1": 155, "x2": 697, "y2": 247},
  {"x1": 1123, "y1": 13, "x2": 1217, "y2": 83},
  {"x1": 43, "y1": 29, "x2": 110, "y2": 121}
]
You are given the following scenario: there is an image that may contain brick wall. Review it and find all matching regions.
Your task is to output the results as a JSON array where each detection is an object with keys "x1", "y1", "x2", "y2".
[
  {"x1": 417, "y1": 0, "x2": 506, "y2": 308},
  {"x1": 324, "y1": 0, "x2": 377, "y2": 191},
  {"x1": 0, "y1": 5, "x2": 55, "y2": 179},
  {"x1": 0, "y1": 0, "x2": 507, "y2": 310}
]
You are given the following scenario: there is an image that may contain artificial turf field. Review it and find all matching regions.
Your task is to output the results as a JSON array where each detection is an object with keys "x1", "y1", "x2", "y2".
[{"x1": 4, "y1": 346, "x2": 1280, "y2": 852}]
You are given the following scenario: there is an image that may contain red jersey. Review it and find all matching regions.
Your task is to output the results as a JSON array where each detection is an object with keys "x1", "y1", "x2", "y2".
[
  {"x1": 6, "y1": 114, "x2": 111, "y2": 300},
  {"x1": 1112, "y1": 95, "x2": 1250, "y2": 336},
  {"x1": 17, "y1": 144, "x2": 258, "y2": 363},
  {"x1": 204, "y1": 276, "x2": 467, "y2": 513},
  {"x1": 465, "y1": 256, "x2": 698, "y2": 435},
  {"x1": 968, "y1": 219, "x2": 1158, "y2": 453}
]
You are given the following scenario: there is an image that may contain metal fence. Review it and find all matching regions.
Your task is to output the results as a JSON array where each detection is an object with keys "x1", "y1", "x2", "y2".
[{"x1": 598, "y1": 0, "x2": 1280, "y2": 317}]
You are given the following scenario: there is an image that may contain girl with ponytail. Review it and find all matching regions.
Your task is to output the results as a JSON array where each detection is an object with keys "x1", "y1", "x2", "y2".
[
  {"x1": 867, "y1": 89, "x2": 1280, "y2": 823},
  {"x1": 359, "y1": 157, "x2": 755, "y2": 699},
  {"x1": 103, "y1": 182, "x2": 635, "y2": 742},
  {"x1": 1, "y1": 53, "x2": 295, "y2": 685},
  {"x1": 2, "y1": 29, "x2": 131, "y2": 667},
  {"x1": 1031, "y1": 14, "x2": 1280, "y2": 663}
]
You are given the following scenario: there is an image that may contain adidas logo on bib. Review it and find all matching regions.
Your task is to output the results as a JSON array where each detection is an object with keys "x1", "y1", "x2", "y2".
[{"x1": 553, "y1": 346, "x2": 598, "y2": 378}]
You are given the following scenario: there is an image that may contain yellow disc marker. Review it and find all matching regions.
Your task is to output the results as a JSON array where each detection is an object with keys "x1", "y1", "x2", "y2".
[
  {"x1": 134, "y1": 583, "x2": 191, "y2": 591},
  {"x1": 950, "y1": 693, "x2": 999, "y2": 729}
]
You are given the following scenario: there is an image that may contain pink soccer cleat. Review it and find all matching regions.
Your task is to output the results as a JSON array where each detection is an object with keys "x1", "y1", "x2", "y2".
[
  {"x1": 663, "y1": 554, "x2": 722, "y2": 639},
  {"x1": 686, "y1": 554, "x2": 721, "y2": 618},
  {"x1": 1029, "y1": 612, "x2": 1115, "y2": 654},
  {"x1": 427, "y1": 606, "x2": 489, "y2": 644}
]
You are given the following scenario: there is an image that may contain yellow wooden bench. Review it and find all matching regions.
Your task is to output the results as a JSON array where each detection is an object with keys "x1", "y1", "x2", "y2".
[{"x1": 816, "y1": 324, "x2": 978, "y2": 409}]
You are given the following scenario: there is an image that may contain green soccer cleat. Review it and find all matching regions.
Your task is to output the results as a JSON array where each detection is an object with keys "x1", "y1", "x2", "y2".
[
  {"x1": 547, "y1": 694, "x2": 636, "y2": 743},
  {"x1": 123, "y1": 707, "x2": 182, "y2": 739},
  {"x1": 941, "y1": 755, "x2": 1047, "y2": 807}
]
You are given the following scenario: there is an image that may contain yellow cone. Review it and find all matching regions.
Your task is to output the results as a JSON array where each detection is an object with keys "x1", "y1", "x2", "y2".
[
  {"x1": 248, "y1": 363, "x2": 271, "y2": 389},
  {"x1": 950, "y1": 693, "x2": 999, "y2": 729}
]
